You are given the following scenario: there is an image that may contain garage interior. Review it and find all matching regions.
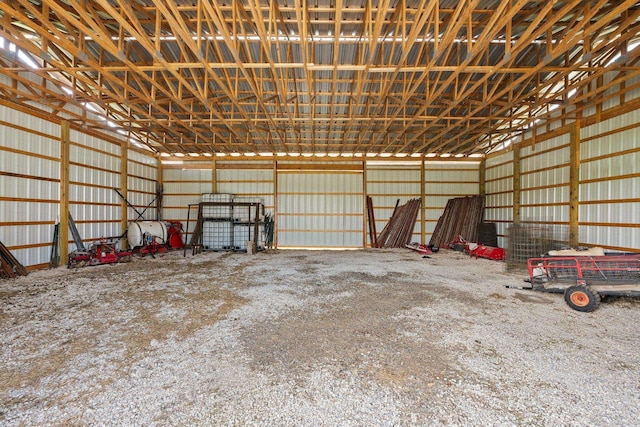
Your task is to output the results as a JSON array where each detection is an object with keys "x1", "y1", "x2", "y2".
[{"x1": 1, "y1": 1, "x2": 640, "y2": 424}]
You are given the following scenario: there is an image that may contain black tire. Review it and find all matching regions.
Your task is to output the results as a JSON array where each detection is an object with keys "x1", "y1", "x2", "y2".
[{"x1": 564, "y1": 285, "x2": 601, "y2": 312}]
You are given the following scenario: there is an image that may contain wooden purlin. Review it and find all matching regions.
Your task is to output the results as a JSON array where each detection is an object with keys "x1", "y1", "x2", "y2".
[{"x1": 429, "y1": 196, "x2": 485, "y2": 248}]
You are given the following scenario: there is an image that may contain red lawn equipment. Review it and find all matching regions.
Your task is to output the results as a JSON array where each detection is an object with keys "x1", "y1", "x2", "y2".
[
  {"x1": 467, "y1": 243, "x2": 506, "y2": 261},
  {"x1": 166, "y1": 221, "x2": 185, "y2": 249},
  {"x1": 68, "y1": 239, "x2": 132, "y2": 268},
  {"x1": 447, "y1": 236, "x2": 506, "y2": 261}
]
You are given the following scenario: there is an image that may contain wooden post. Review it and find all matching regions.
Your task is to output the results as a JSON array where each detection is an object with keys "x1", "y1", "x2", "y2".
[
  {"x1": 479, "y1": 159, "x2": 486, "y2": 197},
  {"x1": 120, "y1": 143, "x2": 128, "y2": 248},
  {"x1": 59, "y1": 121, "x2": 70, "y2": 265},
  {"x1": 569, "y1": 121, "x2": 581, "y2": 247},
  {"x1": 211, "y1": 158, "x2": 217, "y2": 193},
  {"x1": 362, "y1": 160, "x2": 367, "y2": 248},
  {"x1": 273, "y1": 160, "x2": 278, "y2": 249},
  {"x1": 156, "y1": 154, "x2": 164, "y2": 221},
  {"x1": 420, "y1": 157, "x2": 426, "y2": 244},
  {"x1": 512, "y1": 143, "x2": 521, "y2": 224}
]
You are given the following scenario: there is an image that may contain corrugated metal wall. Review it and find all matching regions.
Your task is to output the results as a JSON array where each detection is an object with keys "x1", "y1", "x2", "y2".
[
  {"x1": 580, "y1": 109, "x2": 640, "y2": 250},
  {"x1": 424, "y1": 161, "x2": 480, "y2": 242},
  {"x1": 162, "y1": 163, "x2": 213, "y2": 241},
  {"x1": 160, "y1": 159, "x2": 484, "y2": 249},
  {"x1": 519, "y1": 134, "x2": 570, "y2": 226},
  {"x1": 68, "y1": 129, "x2": 122, "y2": 244},
  {"x1": 128, "y1": 150, "x2": 159, "y2": 222},
  {"x1": 0, "y1": 105, "x2": 158, "y2": 268},
  {"x1": 365, "y1": 162, "x2": 421, "y2": 246},
  {"x1": 216, "y1": 161, "x2": 274, "y2": 213},
  {"x1": 485, "y1": 151, "x2": 514, "y2": 247},
  {"x1": 0, "y1": 106, "x2": 60, "y2": 268},
  {"x1": 277, "y1": 162, "x2": 364, "y2": 248}
]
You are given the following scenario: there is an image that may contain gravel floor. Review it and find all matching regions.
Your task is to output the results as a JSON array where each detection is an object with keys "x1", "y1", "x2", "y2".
[{"x1": 1, "y1": 249, "x2": 639, "y2": 426}]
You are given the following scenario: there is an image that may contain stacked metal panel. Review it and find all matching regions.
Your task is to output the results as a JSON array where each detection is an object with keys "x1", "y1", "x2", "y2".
[
  {"x1": 429, "y1": 196, "x2": 485, "y2": 248},
  {"x1": 375, "y1": 199, "x2": 422, "y2": 248}
]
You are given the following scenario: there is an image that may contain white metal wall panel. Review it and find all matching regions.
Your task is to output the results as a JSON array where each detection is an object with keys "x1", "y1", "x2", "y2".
[
  {"x1": 485, "y1": 151, "x2": 514, "y2": 247},
  {"x1": 128, "y1": 152, "x2": 158, "y2": 221},
  {"x1": 0, "y1": 105, "x2": 61, "y2": 268},
  {"x1": 0, "y1": 106, "x2": 60, "y2": 150},
  {"x1": 162, "y1": 167, "x2": 213, "y2": 241},
  {"x1": 582, "y1": 110, "x2": 640, "y2": 152},
  {"x1": 519, "y1": 135, "x2": 570, "y2": 228},
  {"x1": 68, "y1": 132, "x2": 123, "y2": 244},
  {"x1": 579, "y1": 110, "x2": 640, "y2": 250},
  {"x1": 278, "y1": 171, "x2": 363, "y2": 248},
  {"x1": 424, "y1": 161, "x2": 480, "y2": 241},
  {"x1": 70, "y1": 130, "x2": 122, "y2": 156},
  {"x1": 70, "y1": 144, "x2": 120, "y2": 172},
  {"x1": 581, "y1": 225, "x2": 638, "y2": 251},
  {"x1": 216, "y1": 164, "x2": 274, "y2": 213},
  {"x1": 602, "y1": 74, "x2": 640, "y2": 110}
]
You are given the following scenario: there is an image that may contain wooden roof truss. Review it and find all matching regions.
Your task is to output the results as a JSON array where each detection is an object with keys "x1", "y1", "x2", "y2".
[{"x1": 0, "y1": 0, "x2": 638, "y2": 156}]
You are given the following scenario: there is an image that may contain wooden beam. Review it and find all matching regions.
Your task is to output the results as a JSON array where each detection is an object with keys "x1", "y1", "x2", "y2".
[
  {"x1": 59, "y1": 120, "x2": 70, "y2": 265},
  {"x1": 212, "y1": 158, "x2": 217, "y2": 193},
  {"x1": 569, "y1": 121, "x2": 580, "y2": 247},
  {"x1": 420, "y1": 157, "x2": 426, "y2": 244},
  {"x1": 479, "y1": 159, "x2": 486, "y2": 197},
  {"x1": 512, "y1": 143, "x2": 521, "y2": 225},
  {"x1": 120, "y1": 143, "x2": 128, "y2": 248}
]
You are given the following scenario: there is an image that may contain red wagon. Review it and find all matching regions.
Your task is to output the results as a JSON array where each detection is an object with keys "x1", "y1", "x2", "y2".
[{"x1": 526, "y1": 254, "x2": 640, "y2": 312}]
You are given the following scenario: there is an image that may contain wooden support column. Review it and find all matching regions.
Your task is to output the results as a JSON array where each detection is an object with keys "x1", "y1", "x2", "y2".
[
  {"x1": 512, "y1": 143, "x2": 521, "y2": 224},
  {"x1": 59, "y1": 121, "x2": 70, "y2": 265},
  {"x1": 479, "y1": 159, "x2": 486, "y2": 197},
  {"x1": 569, "y1": 121, "x2": 581, "y2": 247},
  {"x1": 211, "y1": 158, "x2": 217, "y2": 193},
  {"x1": 273, "y1": 160, "x2": 278, "y2": 249},
  {"x1": 362, "y1": 160, "x2": 367, "y2": 248},
  {"x1": 120, "y1": 143, "x2": 128, "y2": 248},
  {"x1": 420, "y1": 158, "x2": 426, "y2": 244},
  {"x1": 156, "y1": 154, "x2": 164, "y2": 221}
]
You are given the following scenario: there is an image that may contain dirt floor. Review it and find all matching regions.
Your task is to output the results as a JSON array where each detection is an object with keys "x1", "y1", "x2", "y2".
[{"x1": 1, "y1": 249, "x2": 639, "y2": 425}]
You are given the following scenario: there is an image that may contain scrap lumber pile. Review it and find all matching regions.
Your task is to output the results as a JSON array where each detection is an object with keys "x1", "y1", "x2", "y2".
[
  {"x1": 0, "y1": 240, "x2": 28, "y2": 279},
  {"x1": 429, "y1": 196, "x2": 484, "y2": 249},
  {"x1": 375, "y1": 198, "x2": 422, "y2": 248}
]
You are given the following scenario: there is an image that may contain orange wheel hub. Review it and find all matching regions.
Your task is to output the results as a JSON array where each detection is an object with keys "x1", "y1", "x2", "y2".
[{"x1": 570, "y1": 292, "x2": 589, "y2": 306}]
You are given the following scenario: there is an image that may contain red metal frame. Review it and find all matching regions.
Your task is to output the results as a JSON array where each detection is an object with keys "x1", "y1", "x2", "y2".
[{"x1": 527, "y1": 254, "x2": 640, "y2": 284}]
